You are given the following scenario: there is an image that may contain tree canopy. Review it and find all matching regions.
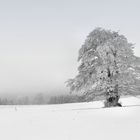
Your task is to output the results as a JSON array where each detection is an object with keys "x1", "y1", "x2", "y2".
[{"x1": 66, "y1": 28, "x2": 140, "y2": 103}]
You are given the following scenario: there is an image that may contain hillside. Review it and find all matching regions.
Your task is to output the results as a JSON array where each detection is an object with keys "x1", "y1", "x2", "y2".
[{"x1": 0, "y1": 97, "x2": 140, "y2": 140}]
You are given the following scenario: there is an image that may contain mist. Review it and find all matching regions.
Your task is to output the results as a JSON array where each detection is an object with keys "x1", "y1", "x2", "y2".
[{"x1": 0, "y1": 0, "x2": 140, "y2": 96}]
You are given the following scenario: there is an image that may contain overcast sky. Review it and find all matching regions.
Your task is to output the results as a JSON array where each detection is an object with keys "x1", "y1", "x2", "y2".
[{"x1": 0, "y1": 0, "x2": 140, "y2": 95}]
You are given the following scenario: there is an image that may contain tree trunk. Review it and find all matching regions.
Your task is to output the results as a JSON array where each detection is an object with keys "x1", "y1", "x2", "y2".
[
  {"x1": 104, "y1": 95, "x2": 122, "y2": 107},
  {"x1": 104, "y1": 85, "x2": 122, "y2": 107}
]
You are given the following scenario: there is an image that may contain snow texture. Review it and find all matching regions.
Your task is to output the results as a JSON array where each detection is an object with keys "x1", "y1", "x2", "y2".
[{"x1": 0, "y1": 97, "x2": 140, "y2": 140}]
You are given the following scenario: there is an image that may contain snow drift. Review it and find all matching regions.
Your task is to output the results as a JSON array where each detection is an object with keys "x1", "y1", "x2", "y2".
[{"x1": 0, "y1": 97, "x2": 140, "y2": 140}]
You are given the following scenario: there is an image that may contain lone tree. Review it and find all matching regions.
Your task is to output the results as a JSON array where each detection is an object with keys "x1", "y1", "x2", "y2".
[{"x1": 66, "y1": 28, "x2": 140, "y2": 107}]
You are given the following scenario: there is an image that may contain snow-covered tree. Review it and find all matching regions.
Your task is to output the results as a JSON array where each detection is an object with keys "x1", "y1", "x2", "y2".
[{"x1": 66, "y1": 28, "x2": 140, "y2": 107}]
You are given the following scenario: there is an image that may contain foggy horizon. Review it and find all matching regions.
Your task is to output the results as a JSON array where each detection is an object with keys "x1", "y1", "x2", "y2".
[{"x1": 0, "y1": 0, "x2": 140, "y2": 96}]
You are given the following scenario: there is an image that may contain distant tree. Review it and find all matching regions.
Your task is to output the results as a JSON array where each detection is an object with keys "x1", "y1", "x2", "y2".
[
  {"x1": 21, "y1": 96, "x2": 29, "y2": 105},
  {"x1": 66, "y1": 28, "x2": 140, "y2": 107},
  {"x1": 34, "y1": 93, "x2": 45, "y2": 104},
  {"x1": 48, "y1": 95, "x2": 82, "y2": 104}
]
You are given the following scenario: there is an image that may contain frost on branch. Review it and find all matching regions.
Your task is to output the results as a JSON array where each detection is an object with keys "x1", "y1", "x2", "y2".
[{"x1": 66, "y1": 28, "x2": 140, "y2": 106}]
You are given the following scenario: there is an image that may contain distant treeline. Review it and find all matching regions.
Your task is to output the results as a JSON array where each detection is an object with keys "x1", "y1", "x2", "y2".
[{"x1": 0, "y1": 93, "x2": 86, "y2": 105}]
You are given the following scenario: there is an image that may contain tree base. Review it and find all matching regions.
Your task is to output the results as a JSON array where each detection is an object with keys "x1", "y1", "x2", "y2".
[
  {"x1": 104, "y1": 102, "x2": 122, "y2": 108},
  {"x1": 104, "y1": 96, "x2": 122, "y2": 108}
]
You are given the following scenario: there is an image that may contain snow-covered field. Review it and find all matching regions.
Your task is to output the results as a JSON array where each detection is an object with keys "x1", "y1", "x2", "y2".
[{"x1": 0, "y1": 97, "x2": 140, "y2": 140}]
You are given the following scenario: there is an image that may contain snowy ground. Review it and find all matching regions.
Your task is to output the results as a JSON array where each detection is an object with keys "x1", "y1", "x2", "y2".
[{"x1": 0, "y1": 97, "x2": 140, "y2": 140}]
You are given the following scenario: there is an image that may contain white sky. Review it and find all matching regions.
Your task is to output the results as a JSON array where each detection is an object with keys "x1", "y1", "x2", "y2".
[{"x1": 0, "y1": 0, "x2": 140, "y2": 95}]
